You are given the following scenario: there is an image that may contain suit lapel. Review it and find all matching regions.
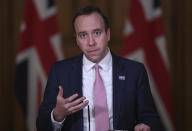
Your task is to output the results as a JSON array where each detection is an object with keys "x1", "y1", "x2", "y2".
[
  {"x1": 70, "y1": 54, "x2": 84, "y2": 131},
  {"x1": 71, "y1": 55, "x2": 83, "y2": 97},
  {"x1": 112, "y1": 54, "x2": 123, "y2": 129}
]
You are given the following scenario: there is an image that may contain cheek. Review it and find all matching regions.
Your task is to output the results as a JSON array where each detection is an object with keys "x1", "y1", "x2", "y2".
[
  {"x1": 77, "y1": 40, "x2": 86, "y2": 50},
  {"x1": 100, "y1": 38, "x2": 108, "y2": 48}
]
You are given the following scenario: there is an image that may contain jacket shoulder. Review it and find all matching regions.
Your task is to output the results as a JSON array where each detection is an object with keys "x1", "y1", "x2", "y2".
[
  {"x1": 113, "y1": 55, "x2": 145, "y2": 70},
  {"x1": 53, "y1": 54, "x2": 82, "y2": 67}
]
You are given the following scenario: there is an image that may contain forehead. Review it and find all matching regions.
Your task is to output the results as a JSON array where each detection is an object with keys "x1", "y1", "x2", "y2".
[{"x1": 74, "y1": 12, "x2": 105, "y2": 33}]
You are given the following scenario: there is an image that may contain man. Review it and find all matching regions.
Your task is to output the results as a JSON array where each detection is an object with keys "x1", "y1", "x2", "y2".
[{"x1": 37, "y1": 6, "x2": 163, "y2": 131}]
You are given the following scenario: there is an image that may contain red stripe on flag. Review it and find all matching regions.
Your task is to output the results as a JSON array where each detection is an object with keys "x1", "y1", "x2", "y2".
[
  {"x1": 16, "y1": 0, "x2": 63, "y2": 130},
  {"x1": 36, "y1": 76, "x2": 43, "y2": 116},
  {"x1": 121, "y1": 0, "x2": 174, "y2": 129},
  {"x1": 28, "y1": 2, "x2": 58, "y2": 75},
  {"x1": 18, "y1": 0, "x2": 34, "y2": 53}
]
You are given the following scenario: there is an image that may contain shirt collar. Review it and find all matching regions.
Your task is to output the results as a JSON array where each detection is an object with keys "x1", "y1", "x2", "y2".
[{"x1": 83, "y1": 49, "x2": 112, "y2": 72}]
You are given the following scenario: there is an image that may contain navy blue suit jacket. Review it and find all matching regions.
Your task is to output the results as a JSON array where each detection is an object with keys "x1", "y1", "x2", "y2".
[{"x1": 36, "y1": 53, "x2": 163, "y2": 131}]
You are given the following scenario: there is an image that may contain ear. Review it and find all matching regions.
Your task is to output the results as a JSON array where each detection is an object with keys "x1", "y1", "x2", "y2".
[{"x1": 107, "y1": 28, "x2": 110, "y2": 41}]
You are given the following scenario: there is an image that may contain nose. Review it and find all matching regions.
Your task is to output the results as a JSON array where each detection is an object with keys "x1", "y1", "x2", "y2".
[{"x1": 88, "y1": 35, "x2": 95, "y2": 46}]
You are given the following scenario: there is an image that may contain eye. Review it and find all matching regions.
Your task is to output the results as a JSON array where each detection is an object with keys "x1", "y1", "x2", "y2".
[
  {"x1": 79, "y1": 33, "x2": 87, "y2": 39},
  {"x1": 94, "y1": 30, "x2": 101, "y2": 36}
]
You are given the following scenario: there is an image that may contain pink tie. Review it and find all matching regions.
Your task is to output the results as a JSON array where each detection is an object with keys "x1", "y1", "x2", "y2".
[{"x1": 93, "y1": 64, "x2": 109, "y2": 131}]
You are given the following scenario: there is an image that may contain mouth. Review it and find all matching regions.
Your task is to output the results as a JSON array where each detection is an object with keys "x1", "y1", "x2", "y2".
[
  {"x1": 87, "y1": 49, "x2": 99, "y2": 55},
  {"x1": 87, "y1": 49, "x2": 99, "y2": 56}
]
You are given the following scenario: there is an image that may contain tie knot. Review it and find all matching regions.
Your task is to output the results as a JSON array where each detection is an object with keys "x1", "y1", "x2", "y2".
[{"x1": 94, "y1": 64, "x2": 100, "y2": 71}]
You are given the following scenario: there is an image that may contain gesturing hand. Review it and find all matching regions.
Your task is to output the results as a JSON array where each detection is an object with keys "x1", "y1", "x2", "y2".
[{"x1": 53, "y1": 85, "x2": 89, "y2": 122}]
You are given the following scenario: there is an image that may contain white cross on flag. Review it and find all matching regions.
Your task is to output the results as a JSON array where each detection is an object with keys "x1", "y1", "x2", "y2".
[
  {"x1": 15, "y1": 0, "x2": 63, "y2": 130},
  {"x1": 121, "y1": 0, "x2": 174, "y2": 130}
]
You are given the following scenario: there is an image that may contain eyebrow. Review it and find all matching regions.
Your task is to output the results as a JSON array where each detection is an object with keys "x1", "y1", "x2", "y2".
[
  {"x1": 93, "y1": 28, "x2": 102, "y2": 32},
  {"x1": 77, "y1": 31, "x2": 87, "y2": 35}
]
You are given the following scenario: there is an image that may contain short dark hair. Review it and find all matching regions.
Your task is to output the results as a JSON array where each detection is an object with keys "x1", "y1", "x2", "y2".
[{"x1": 72, "y1": 5, "x2": 109, "y2": 33}]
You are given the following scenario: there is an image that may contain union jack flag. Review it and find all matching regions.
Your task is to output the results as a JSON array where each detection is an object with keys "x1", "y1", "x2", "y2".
[
  {"x1": 121, "y1": 0, "x2": 174, "y2": 130},
  {"x1": 15, "y1": 0, "x2": 63, "y2": 130}
]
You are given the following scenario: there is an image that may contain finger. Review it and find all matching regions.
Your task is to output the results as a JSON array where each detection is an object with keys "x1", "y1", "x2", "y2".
[
  {"x1": 58, "y1": 85, "x2": 63, "y2": 97},
  {"x1": 134, "y1": 125, "x2": 142, "y2": 131},
  {"x1": 71, "y1": 100, "x2": 89, "y2": 113},
  {"x1": 69, "y1": 96, "x2": 86, "y2": 107},
  {"x1": 134, "y1": 126, "x2": 140, "y2": 131},
  {"x1": 64, "y1": 93, "x2": 79, "y2": 103},
  {"x1": 142, "y1": 126, "x2": 150, "y2": 131},
  {"x1": 135, "y1": 124, "x2": 150, "y2": 131},
  {"x1": 140, "y1": 124, "x2": 150, "y2": 131},
  {"x1": 62, "y1": 96, "x2": 86, "y2": 115},
  {"x1": 70, "y1": 100, "x2": 89, "y2": 113}
]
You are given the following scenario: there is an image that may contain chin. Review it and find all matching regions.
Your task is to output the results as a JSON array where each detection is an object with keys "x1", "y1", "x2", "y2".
[
  {"x1": 90, "y1": 59, "x2": 98, "y2": 63},
  {"x1": 89, "y1": 57, "x2": 99, "y2": 63}
]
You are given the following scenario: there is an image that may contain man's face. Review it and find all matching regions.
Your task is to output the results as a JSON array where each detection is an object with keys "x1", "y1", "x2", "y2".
[{"x1": 74, "y1": 12, "x2": 110, "y2": 63}]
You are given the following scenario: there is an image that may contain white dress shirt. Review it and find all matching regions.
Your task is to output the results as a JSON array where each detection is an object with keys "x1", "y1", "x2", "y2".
[
  {"x1": 51, "y1": 50, "x2": 113, "y2": 131},
  {"x1": 82, "y1": 50, "x2": 113, "y2": 131}
]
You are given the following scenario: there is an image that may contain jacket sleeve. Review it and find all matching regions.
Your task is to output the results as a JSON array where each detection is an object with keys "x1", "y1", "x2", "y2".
[
  {"x1": 136, "y1": 64, "x2": 164, "y2": 131},
  {"x1": 36, "y1": 63, "x2": 59, "y2": 131}
]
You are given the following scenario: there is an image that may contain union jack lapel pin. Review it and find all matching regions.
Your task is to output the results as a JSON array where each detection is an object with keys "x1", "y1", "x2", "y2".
[{"x1": 119, "y1": 75, "x2": 125, "y2": 80}]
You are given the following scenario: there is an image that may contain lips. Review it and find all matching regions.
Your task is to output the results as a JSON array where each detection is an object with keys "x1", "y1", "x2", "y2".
[{"x1": 87, "y1": 49, "x2": 99, "y2": 55}]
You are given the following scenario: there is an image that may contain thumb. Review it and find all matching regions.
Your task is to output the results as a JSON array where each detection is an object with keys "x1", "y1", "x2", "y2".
[{"x1": 58, "y1": 85, "x2": 63, "y2": 97}]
